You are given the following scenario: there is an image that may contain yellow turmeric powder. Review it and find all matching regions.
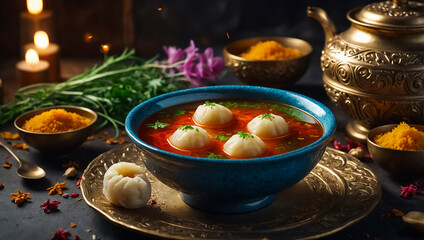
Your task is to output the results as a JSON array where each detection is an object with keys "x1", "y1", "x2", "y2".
[
  {"x1": 374, "y1": 122, "x2": 424, "y2": 151},
  {"x1": 22, "y1": 109, "x2": 92, "y2": 133},
  {"x1": 241, "y1": 40, "x2": 301, "y2": 60}
]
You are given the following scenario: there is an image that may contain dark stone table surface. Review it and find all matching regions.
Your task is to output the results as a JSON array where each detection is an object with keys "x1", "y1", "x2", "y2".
[{"x1": 1, "y1": 53, "x2": 423, "y2": 240}]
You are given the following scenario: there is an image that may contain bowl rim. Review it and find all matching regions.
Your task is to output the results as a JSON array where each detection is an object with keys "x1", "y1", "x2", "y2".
[
  {"x1": 14, "y1": 105, "x2": 98, "y2": 135},
  {"x1": 125, "y1": 85, "x2": 336, "y2": 164},
  {"x1": 367, "y1": 123, "x2": 424, "y2": 153},
  {"x1": 223, "y1": 36, "x2": 313, "y2": 63}
]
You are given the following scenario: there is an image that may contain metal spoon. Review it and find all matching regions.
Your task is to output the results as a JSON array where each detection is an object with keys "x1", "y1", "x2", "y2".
[
  {"x1": 0, "y1": 141, "x2": 45, "y2": 179},
  {"x1": 403, "y1": 211, "x2": 424, "y2": 232}
]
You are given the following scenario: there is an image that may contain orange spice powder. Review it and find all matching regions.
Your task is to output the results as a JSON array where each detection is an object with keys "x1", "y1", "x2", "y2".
[
  {"x1": 374, "y1": 122, "x2": 424, "y2": 151},
  {"x1": 22, "y1": 109, "x2": 92, "y2": 133},
  {"x1": 241, "y1": 40, "x2": 301, "y2": 60}
]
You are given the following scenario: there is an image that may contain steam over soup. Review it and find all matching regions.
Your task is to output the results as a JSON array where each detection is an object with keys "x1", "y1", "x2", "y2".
[{"x1": 138, "y1": 99, "x2": 323, "y2": 159}]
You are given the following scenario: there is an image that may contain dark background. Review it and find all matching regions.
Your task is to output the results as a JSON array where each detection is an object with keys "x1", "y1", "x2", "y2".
[{"x1": 0, "y1": 0, "x2": 375, "y2": 59}]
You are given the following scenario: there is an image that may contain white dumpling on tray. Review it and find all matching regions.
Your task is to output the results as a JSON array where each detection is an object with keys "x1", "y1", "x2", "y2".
[
  {"x1": 193, "y1": 101, "x2": 233, "y2": 126},
  {"x1": 247, "y1": 113, "x2": 288, "y2": 138},
  {"x1": 103, "y1": 162, "x2": 151, "y2": 209},
  {"x1": 223, "y1": 131, "x2": 266, "y2": 158},
  {"x1": 168, "y1": 125, "x2": 210, "y2": 150}
]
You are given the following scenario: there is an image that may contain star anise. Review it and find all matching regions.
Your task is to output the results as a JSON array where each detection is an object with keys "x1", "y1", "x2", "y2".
[
  {"x1": 10, "y1": 189, "x2": 31, "y2": 206},
  {"x1": 47, "y1": 182, "x2": 66, "y2": 195}
]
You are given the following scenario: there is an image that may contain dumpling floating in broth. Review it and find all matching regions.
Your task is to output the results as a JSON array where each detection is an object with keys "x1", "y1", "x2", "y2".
[
  {"x1": 169, "y1": 125, "x2": 210, "y2": 150},
  {"x1": 247, "y1": 113, "x2": 288, "y2": 138},
  {"x1": 223, "y1": 131, "x2": 266, "y2": 158},
  {"x1": 193, "y1": 101, "x2": 233, "y2": 126}
]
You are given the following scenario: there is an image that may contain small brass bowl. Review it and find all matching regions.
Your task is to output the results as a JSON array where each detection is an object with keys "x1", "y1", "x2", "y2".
[
  {"x1": 367, "y1": 124, "x2": 424, "y2": 176},
  {"x1": 14, "y1": 105, "x2": 97, "y2": 154},
  {"x1": 223, "y1": 37, "x2": 312, "y2": 88}
]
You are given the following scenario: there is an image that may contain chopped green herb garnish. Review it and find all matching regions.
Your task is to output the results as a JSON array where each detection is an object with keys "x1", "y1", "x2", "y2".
[
  {"x1": 213, "y1": 134, "x2": 230, "y2": 141},
  {"x1": 259, "y1": 113, "x2": 274, "y2": 120},
  {"x1": 146, "y1": 121, "x2": 169, "y2": 129},
  {"x1": 205, "y1": 153, "x2": 227, "y2": 159},
  {"x1": 195, "y1": 128, "x2": 199, "y2": 132},
  {"x1": 237, "y1": 131, "x2": 254, "y2": 139},
  {"x1": 205, "y1": 101, "x2": 216, "y2": 107},
  {"x1": 174, "y1": 110, "x2": 186, "y2": 116},
  {"x1": 178, "y1": 125, "x2": 195, "y2": 131}
]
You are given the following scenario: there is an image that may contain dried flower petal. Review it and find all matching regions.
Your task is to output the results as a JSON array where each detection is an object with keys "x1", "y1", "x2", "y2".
[
  {"x1": 332, "y1": 137, "x2": 363, "y2": 152},
  {"x1": 41, "y1": 199, "x2": 61, "y2": 213},
  {"x1": 401, "y1": 184, "x2": 417, "y2": 198},
  {"x1": 76, "y1": 198, "x2": 83, "y2": 201},
  {"x1": 71, "y1": 193, "x2": 79, "y2": 198},
  {"x1": 63, "y1": 167, "x2": 78, "y2": 178},
  {"x1": 85, "y1": 229, "x2": 92, "y2": 232},
  {"x1": 3, "y1": 161, "x2": 11, "y2": 168},
  {"x1": 151, "y1": 199, "x2": 157, "y2": 205},
  {"x1": 1, "y1": 131, "x2": 19, "y2": 140},
  {"x1": 10, "y1": 189, "x2": 31, "y2": 206},
  {"x1": 12, "y1": 142, "x2": 29, "y2": 150},
  {"x1": 70, "y1": 222, "x2": 76, "y2": 228},
  {"x1": 76, "y1": 177, "x2": 82, "y2": 189},
  {"x1": 47, "y1": 182, "x2": 66, "y2": 195},
  {"x1": 51, "y1": 228, "x2": 71, "y2": 240},
  {"x1": 0, "y1": 184, "x2": 4, "y2": 190},
  {"x1": 74, "y1": 236, "x2": 80, "y2": 240},
  {"x1": 381, "y1": 208, "x2": 405, "y2": 218}
]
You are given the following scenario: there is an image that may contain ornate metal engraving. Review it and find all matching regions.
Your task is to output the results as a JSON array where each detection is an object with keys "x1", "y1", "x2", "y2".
[
  {"x1": 364, "y1": 1, "x2": 423, "y2": 17},
  {"x1": 81, "y1": 144, "x2": 381, "y2": 240},
  {"x1": 321, "y1": 36, "x2": 424, "y2": 95}
]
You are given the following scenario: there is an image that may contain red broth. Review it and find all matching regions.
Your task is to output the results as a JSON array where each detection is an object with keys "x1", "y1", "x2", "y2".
[{"x1": 138, "y1": 99, "x2": 323, "y2": 159}]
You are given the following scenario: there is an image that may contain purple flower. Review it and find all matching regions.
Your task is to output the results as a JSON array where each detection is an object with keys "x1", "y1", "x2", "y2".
[
  {"x1": 162, "y1": 40, "x2": 225, "y2": 87},
  {"x1": 163, "y1": 46, "x2": 185, "y2": 65}
]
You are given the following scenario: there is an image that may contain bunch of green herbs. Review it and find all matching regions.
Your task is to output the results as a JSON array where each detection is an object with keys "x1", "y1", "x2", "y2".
[{"x1": 0, "y1": 49, "x2": 189, "y2": 137}]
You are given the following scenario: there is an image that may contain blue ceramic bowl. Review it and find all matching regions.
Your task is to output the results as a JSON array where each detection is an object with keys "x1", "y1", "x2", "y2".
[{"x1": 126, "y1": 85, "x2": 335, "y2": 214}]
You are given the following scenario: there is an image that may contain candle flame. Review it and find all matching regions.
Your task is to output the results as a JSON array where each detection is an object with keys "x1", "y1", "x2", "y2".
[
  {"x1": 34, "y1": 31, "x2": 49, "y2": 49},
  {"x1": 101, "y1": 44, "x2": 110, "y2": 54},
  {"x1": 27, "y1": 0, "x2": 43, "y2": 15},
  {"x1": 25, "y1": 49, "x2": 40, "y2": 66}
]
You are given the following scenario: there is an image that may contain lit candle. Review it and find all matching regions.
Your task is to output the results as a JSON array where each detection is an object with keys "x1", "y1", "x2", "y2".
[
  {"x1": 16, "y1": 49, "x2": 49, "y2": 86},
  {"x1": 20, "y1": 0, "x2": 54, "y2": 53},
  {"x1": 23, "y1": 31, "x2": 61, "y2": 82}
]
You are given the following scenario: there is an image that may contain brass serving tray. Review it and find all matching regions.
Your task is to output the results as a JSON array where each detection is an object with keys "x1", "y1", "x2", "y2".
[{"x1": 81, "y1": 144, "x2": 381, "y2": 240}]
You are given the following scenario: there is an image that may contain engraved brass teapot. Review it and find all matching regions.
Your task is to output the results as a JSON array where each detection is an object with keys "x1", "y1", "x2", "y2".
[{"x1": 308, "y1": 0, "x2": 424, "y2": 141}]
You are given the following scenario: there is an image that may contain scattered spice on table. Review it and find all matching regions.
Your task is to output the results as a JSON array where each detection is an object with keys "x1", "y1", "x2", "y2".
[
  {"x1": 86, "y1": 136, "x2": 94, "y2": 141},
  {"x1": 241, "y1": 40, "x2": 301, "y2": 60},
  {"x1": 0, "y1": 183, "x2": 4, "y2": 190},
  {"x1": 4, "y1": 155, "x2": 9, "y2": 159},
  {"x1": 70, "y1": 193, "x2": 79, "y2": 198},
  {"x1": 10, "y1": 189, "x2": 31, "y2": 206},
  {"x1": 70, "y1": 222, "x2": 76, "y2": 228},
  {"x1": 76, "y1": 198, "x2": 83, "y2": 201},
  {"x1": 121, "y1": 131, "x2": 126, "y2": 136},
  {"x1": 76, "y1": 177, "x2": 82, "y2": 189},
  {"x1": 381, "y1": 208, "x2": 405, "y2": 218},
  {"x1": 401, "y1": 184, "x2": 417, "y2": 198},
  {"x1": 47, "y1": 182, "x2": 66, "y2": 195},
  {"x1": 151, "y1": 199, "x2": 157, "y2": 205},
  {"x1": 22, "y1": 109, "x2": 92, "y2": 133},
  {"x1": 12, "y1": 142, "x2": 29, "y2": 150},
  {"x1": 85, "y1": 229, "x2": 92, "y2": 232},
  {"x1": 63, "y1": 167, "x2": 78, "y2": 178},
  {"x1": 62, "y1": 193, "x2": 69, "y2": 199},
  {"x1": 3, "y1": 161, "x2": 11, "y2": 168},
  {"x1": 331, "y1": 137, "x2": 364, "y2": 152},
  {"x1": 374, "y1": 122, "x2": 424, "y2": 150},
  {"x1": 40, "y1": 199, "x2": 61, "y2": 213},
  {"x1": 62, "y1": 161, "x2": 80, "y2": 169},
  {"x1": 0, "y1": 131, "x2": 19, "y2": 140},
  {"x1": 51, "y1": 228, "x2": 71, "y2": 240},
  {"x1": 105, "y1": 138, "x2": 118, "y2": 144},
  {"x1": 74, "y1": 235, "x2": 80, "y2": 240}
]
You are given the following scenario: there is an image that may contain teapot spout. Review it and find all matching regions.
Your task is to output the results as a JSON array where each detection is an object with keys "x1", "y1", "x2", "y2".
[{"x1": 307, "y1": 6, "x2": 337, "y2": 44}]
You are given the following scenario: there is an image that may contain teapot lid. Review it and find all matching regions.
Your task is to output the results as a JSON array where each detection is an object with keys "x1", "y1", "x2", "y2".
[{"x1": 348, "y1": 0, "x2": 424, "y2": 29}]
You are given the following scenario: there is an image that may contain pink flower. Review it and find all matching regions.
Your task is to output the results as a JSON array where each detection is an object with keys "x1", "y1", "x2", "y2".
[
  {"x1": 163, "y1": 46, "x2": 185, "y2": 66},
  {"x1": 400, "y1": 184, "x2": 417, "y2": 198},
  {"x1": 41, "y1": 199, "x2": 61, "y2": 213}
]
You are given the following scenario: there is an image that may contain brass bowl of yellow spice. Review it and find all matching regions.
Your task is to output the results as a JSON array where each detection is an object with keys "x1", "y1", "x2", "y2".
[
  {"x1": 367, "y1": 122, "x2": 424, "y2": 177},
  {"x1": 14, "y1": 106, "x2": 97, "y2": 154},
  {"x1": 223, "y1": 37, "x2": 312, "y2": 88}
]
